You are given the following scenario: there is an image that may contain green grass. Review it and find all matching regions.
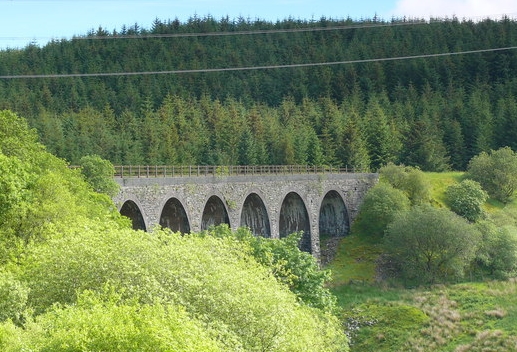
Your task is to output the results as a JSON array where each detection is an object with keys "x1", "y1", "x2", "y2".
[
  {"x1": 332, "y1": 280, "x2": 517, "y2": 352},
  {"x1": 327, "y1": 171, "x2": 517, "y2": 351},
  {"x1": 426, "y1": 171, "x2": 464, "y2": 207},
  {"x1": 326, "y1": 234, "x2": 382, "y2": 287}
]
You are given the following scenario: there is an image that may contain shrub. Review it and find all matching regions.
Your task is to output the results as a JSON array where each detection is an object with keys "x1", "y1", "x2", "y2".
[
  {"x1": 21, "y1": 225, "x2": 348, "y2": 351},
  {"x1": 379, "y1": 163, "x2": 431, "y2": 205},
  {"x1": 446, "y1": 179, "x2": 488, "y2": 222},
  {"x1": 352, "y1": 182, "x2": 410, "y2": 239},
  {"x1": 474, "y1": 221, "x2": 517, "y2": 279},
  {"x1": 0, "y1": 272, "x2": 29, "y2": 325},
  {"x1": 467, "y1": 147, "x2": 517, "y2": 203},
  {"x1": 0, "y1": 288, "x2": 223, "y2": 352},
  {"x1": 384, "y1": 206, "x2": 480, "y2": 284},
  {"x1": 205, "y1": 226, "x2": 336, "y2": 311},
  {"x1": 79, "y1": 154, "x2": 120, "y2": 197}
]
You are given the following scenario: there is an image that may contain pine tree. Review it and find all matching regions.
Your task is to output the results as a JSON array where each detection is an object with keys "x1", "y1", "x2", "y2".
[
  {"x1": 363, "y1": 97, "x2": 401, "y2": 170},
  {"x1": 340, "y1": 117, "x2": 370, "y2": 172}
]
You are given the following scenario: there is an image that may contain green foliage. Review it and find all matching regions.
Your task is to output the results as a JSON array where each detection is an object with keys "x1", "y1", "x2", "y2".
[
  {"x1": 0, "y1": 110, "x2": 123, "y2": 261},
  {"x1": 467, "y1": 147, "x2": 517, "y2": 203},
  {"x1": 0, "y1": 110, "x2": 43, "y2": 159},
  {"x1": 384, "y1": 206, "x2": 481, "y2": 284},
  {"x1": 21, "y1": 226, "x2": 348, "y2": 351},
  {"x1": 0, "y1": 154, "x2": 29, "y2": 227},
  {"x1": 0, "y1": 288, "x2": 223, "y2": 352},
  {"x1": 379, "y1": 163, "x2": 431, "y2": 205},
  {"x1": 446, "y1": 179, "x2": 488, "y2": 222},
  {"x1": 340, "y1": 117, "x2": 371, "y2": 172},
  {"x1": 6, "y1": 104, "x2": 517, "y2": 352},
  {"x1": 363, "y1": 98, "x2": 402, "y2": 170},
  {"x1": 79, "y1": 154, "x2": 120, "y2": 197},
  {"x1": 474, "y1": 221, "x2": 517, "y2": 279},
  {"x1": 205, "y1": 226, "x2": 336, "y2": 311},
  {"x1": 352, "y1": 182, "x2": 410, "y2": 239},
  {"x1": 1, "y1": 19, "x2": 517, "y2": 171},
  {"x1": 0, "y1": 111, "x2": 347, "y2": 351},
  {"x1": 0, "y1": 271, "x2": 29, "y2": 325}
]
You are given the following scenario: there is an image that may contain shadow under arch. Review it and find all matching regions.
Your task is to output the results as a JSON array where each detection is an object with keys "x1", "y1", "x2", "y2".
[
  {"x1": 319, "y1": 190, "x2": 349, "y2": 238},
  {"x1": 240, "y1": 192, "x2": 271, "y2": 237},
  {"x1": 201, "y1": 195, "x2": 230, "y2": 230},
  {"x1": 120, "y1": 200, "x2": 146, "y2": 231},
  {"x1": 279, "y1": 192, "x2": 311, "y2": 253},
  {"x1": 159, "y1": 198, "x2": 191, "y2": 234}
]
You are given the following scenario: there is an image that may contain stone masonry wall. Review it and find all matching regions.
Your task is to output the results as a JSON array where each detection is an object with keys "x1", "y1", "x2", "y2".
[{"x1": 113, "y1": 172, "x2": 378, "y2": 258}]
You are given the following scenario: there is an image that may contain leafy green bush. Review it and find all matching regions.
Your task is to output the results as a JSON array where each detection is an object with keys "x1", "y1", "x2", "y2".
[
  {"x1": 21, "y1": 226, "x2": 348, "y2": 351},
  {"x1": 379, "y1": 163, "x2": 431, "y2": 205},
  {"x1": 467, "y1": 147, "x2": 517, "y2": 203},
  {"x1": 474, "y1": 221, "x2": 517, "y2": 279},
  {"x1": 0, "y1": 110, "x2": 124, "y2": 261},
  {"x1": 446, "y1": 179, "x2": 488, "y2": 222},
  {"x1": 352, "y1": 182, "x2": 410, "y2": 238},
  {"x1": 0, "y1": 288, "x2": 223, "y2": 352},
  {"x1": 205, "y1": 225, "x2": 336, "y2": 311},
  {"x1": 79, "y1": 154, "x2": 120, "y2": 197},
  {"x1": 384, "y1": 206, "x2": 480, "y2": 284},
  {"x1": 0, "y1": 271, "x2": 29, "y2": 325}
]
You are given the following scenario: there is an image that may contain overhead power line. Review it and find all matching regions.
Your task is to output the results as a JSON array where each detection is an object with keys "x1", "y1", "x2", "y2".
[
  {"x1": 1, "y1": 46, "x2": 516, "y2": 79},
  {"x1": 0, "y1": 20, "x2": 433, "y2": 42},
  {"x1": 1, "y1": 14, "x2": 516, "y2": 42}
]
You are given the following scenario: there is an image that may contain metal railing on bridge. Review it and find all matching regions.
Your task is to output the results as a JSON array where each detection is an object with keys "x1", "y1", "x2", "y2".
[{"x1": 114, "y1": 165, "x2": 366, "y2": 178}]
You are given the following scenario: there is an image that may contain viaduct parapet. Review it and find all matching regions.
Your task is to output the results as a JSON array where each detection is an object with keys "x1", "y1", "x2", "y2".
[{"x1": 113, "y1": 166, "x2": 378, "y2": 258}]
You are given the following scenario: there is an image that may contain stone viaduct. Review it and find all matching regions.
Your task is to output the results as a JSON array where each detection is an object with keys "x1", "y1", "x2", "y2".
[{"x1": 113, "y1": 165, "x2": 378, "y2": 258}]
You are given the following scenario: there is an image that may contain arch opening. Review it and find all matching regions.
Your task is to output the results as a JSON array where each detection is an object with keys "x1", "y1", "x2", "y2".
[
  {"x1": 319, "y1": 190, "x2": 349, "y2": 264},
  {"x1": 319, "y1": 190, "x2": 349, "y2": 237},
  {"x1": 279, "y1": 192, "x2": 311, "y2": 253},
  {"x1": 120, "y1": 200, "x2": 146, "y2": 231},
  {"x1": 240, "y1": 193, "x2": 271, "y2": 237},
  {"x1": 201, "y1": 195, "x2": 230, "y2": 230},
  {"x1": 160, "y1": 198, "x2": 190, "y2": 234}
]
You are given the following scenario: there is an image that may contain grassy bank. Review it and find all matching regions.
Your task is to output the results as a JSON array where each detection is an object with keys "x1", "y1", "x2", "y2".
[{"x1": 327, "y1": 171, "x2": 517, "y2": 351}]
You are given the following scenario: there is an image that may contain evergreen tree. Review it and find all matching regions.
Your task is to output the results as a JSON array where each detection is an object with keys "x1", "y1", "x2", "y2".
[
  {"x1": 363, "y1": 97, "x2": 401, "y2": 170},
  {"x1": 339, "y1": 117, "x2": 370, "y2": 172}
]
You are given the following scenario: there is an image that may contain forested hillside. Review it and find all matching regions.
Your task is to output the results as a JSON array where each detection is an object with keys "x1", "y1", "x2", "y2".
[{"x1": 1, "y1": 16, "x2": 517, "y2": 170}]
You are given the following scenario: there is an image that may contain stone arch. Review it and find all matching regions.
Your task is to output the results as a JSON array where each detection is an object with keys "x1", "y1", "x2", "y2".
[
  {"x1": 159, "y1": 197, "x2": 191, "y2": 234},
  {"x1": 279, "y1": 192, "x2": 311, "y2": 253},
  {"x1": 201, "y1": 195, "x2": 230, "y2": 230},
  {"x1": 120, "y1": 199, "x2": 147, "y2": 231},
  {"x1": 319, "y1": 190, "x2": 350, "y2": 238},
  {"x1": 240, "y1": 192, "x2": 271, "y2": 237}
]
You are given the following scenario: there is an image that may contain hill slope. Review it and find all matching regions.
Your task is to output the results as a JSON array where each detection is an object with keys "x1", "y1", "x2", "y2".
[
  {"x1": 327, "y1": 171, "x2": 517, "y2": 351},
  {"x1": 1, "y1": 17, "x2": 517, "y2": 170}
]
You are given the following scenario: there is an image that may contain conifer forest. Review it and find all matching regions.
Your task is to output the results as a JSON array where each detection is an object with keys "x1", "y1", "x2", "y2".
[{"x1": 1, "y1": 16, "x2": 517, "y2": 169}]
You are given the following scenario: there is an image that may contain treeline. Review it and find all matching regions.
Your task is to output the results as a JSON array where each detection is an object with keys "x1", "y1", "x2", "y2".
[
  {"x1": 30, "y1": 88, "x2": 517, "y2": 171},
  {"x1": 1, "y1": 16, "x2": 517, "y2": 170}
]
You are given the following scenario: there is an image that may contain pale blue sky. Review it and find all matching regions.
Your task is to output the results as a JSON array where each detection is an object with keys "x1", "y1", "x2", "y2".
[{"x1": 1, "y1": 0, "x2": 516, "y2": 49}]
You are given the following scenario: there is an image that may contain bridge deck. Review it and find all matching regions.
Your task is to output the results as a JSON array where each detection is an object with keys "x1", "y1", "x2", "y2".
[{"x1": 114, "y1": 165, "x2": 367, "y2": 178}]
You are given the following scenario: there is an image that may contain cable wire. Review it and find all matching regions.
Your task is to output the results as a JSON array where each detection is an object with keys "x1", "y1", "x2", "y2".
[
  {"x1": 1, "y1": 13, "x2": 515, "y2": 42},
  {"x1": 0, "y1": 20, "x2": 433, "y2": 42},
  {"x1": 1, "y1": 46, "x2": 516, "y2": 79}
]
